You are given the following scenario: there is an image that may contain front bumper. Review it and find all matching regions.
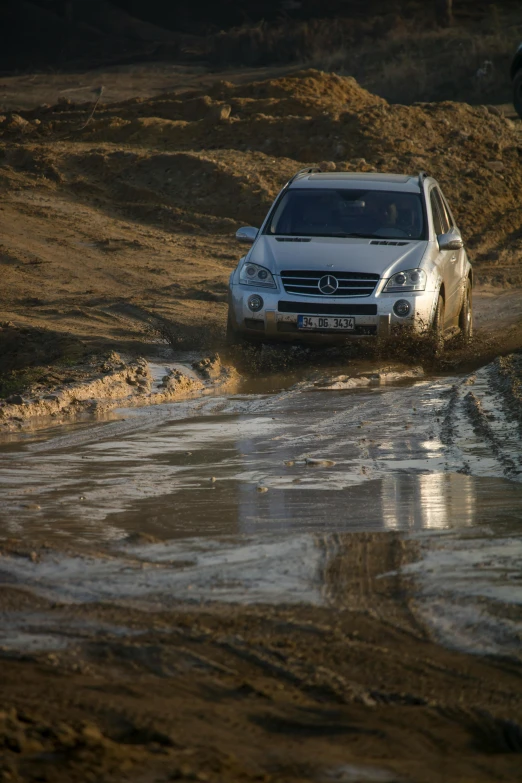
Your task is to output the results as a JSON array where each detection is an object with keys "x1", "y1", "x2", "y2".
[{"x1": 229, "y1": 284, "x2": 437, "y2": 342}]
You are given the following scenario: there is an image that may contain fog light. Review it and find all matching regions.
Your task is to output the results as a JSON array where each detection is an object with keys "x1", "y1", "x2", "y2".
[
  {"x1": 393, "y1": 299, "x2": 411, "y2": 318},
  {"x1": 248, "y1": 294, "x2": 264, "y2": 312}
]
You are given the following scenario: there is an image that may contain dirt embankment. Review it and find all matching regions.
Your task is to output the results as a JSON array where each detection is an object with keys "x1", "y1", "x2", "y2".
[
  {"x1": 0, "y1": 326, "x2": 236, "y2": 433},
  {"x1": 1, "y1": 68, "x2": 522, "y2": 411}
]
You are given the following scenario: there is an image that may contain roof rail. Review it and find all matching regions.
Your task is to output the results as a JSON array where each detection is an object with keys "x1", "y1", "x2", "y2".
[
  {"x1": 418, "y1": 171, "x2": 429, "y2": 187},
  {"x1": 288, "y1": 166, "x2": 322, "y2": 185}
]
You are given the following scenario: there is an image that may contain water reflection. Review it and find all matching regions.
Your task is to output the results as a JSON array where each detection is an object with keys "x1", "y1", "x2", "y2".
[
  {"x1": 237, "y1": 470, "x2": 521, "y2": 537},
  {"x1": 379, "y1": 472, "x2": 476, "y2": 530},
  {"x1": 1, "y1": 381, "x2": 522, "y2": 543},
  {"x1": 2, "y1": 467, "x2": 516, "y2": 544}
]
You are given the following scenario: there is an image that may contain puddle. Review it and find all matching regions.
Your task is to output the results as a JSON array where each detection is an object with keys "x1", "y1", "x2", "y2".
[
  {"x1": 1, "y1": 366, "x2": 521, "y2": 543},
  {"x1": 0, "y1": 360, "x2": 521, "y2": 658}
]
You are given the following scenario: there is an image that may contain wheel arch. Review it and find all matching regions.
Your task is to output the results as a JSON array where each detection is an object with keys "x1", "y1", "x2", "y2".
[{"x1": 428, "y1": 282, "x2": 445, "y2": 330}]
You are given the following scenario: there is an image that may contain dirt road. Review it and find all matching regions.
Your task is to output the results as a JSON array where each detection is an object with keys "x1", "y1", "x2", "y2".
[{"x1": 1, "y1": 351, "x2": 522, "y2": 783}]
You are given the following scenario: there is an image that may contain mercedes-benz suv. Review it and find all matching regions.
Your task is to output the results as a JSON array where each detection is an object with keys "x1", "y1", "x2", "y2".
[{"x1": 227, "y1": 169, "x2": 473, "y2": 346}]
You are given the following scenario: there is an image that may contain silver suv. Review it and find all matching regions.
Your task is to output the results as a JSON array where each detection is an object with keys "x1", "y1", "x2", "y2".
[{"x1": 227, "y1": 169, "x2": 472, "y2": 346}]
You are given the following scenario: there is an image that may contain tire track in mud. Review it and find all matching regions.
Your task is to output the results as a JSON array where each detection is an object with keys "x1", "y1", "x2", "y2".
[
  {"x1": 213, "y1": 635, "x2": 377, "y2": 706},
  {"x1": 437, "y1": 354, "x2": 522, "y2": 481},
  {"x1": 463, "y1": 391, "x2": 520, "y2": 478},
  {"x1": 316, "y1": 532, "x2": 429, "y2": 641},
  {"x1": 2, "y1": 528, "x2": 522, "y2": 783},
  {"x1": 487, "y1": 354, "x2": 522, "y2": 440}
]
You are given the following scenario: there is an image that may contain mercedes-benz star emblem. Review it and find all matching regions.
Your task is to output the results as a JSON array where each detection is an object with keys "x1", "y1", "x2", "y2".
[{"x1": 318, "y1": 275, "x2": 339, "y2": 295}]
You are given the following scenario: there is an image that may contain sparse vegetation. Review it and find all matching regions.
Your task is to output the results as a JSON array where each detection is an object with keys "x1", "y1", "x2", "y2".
[{"x1": 203, "y1": 8, "x2": 522, "y2": 105}]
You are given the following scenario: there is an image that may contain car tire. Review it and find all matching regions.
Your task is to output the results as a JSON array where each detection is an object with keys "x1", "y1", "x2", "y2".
[
  {"x1": 226, "y1": 309, "x2": 240, "y2": 345},
  {"x1": 458, "y1": 280, "x2": 473, "y2": 341},
  {"x1": 514, "y1": 69, "x2": 522, "y2": 119},
  {"x1": 431, "y1": 294, "x2": 445, "y2": 353},
  {"x1": 226, "y1": 309, "x2": 250, "y2": 347}
]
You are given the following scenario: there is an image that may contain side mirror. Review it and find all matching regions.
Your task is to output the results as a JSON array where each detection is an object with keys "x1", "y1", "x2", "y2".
[
  {"x1": 236, "y1": 226, "x2": 258, "y2": 244},
  {"x1": 438, "y1": 228, "x2": 463, "y2": 251}
]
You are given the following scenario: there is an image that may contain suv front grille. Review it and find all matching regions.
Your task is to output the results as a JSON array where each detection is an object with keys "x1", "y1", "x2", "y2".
[{"x1": 281, "y1": 270, "x2": 379, "y2": 297}]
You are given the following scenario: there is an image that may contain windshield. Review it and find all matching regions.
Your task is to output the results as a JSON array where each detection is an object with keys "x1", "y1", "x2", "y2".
[{"x1": 265, "y1": 188, "x2": 426, "y2": 240}]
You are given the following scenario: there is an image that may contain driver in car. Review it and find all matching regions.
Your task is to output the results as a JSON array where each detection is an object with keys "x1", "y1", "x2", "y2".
[{"x1": 364, "y1": 197, "x2": 398, "y2": 235}]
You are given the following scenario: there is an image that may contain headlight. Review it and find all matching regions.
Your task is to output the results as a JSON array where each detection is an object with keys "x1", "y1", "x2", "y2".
[
  {"x1": 393, "y1": 299, "x2": 411, "y2": 317},
  {"x1": 384, "y1": 268, "x2": 427, "y2": 292},
  {"x1": 248, "y1": 295, "x2": 264, "y2": 312},
  {"x1": 239, "y1": 262, "x2": 276, "y2": 288}
]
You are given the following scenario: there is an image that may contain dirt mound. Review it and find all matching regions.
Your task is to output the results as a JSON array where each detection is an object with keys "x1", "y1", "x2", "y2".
[
  {"x1": 55, "y1": 147, "x2": 294, "y2": 229},
  {"x1": 0, "y1": 324, "x2": 126, "y2": 402},
  {"x1": 205, "y1": 69, "x2": 384, "y2": 113},
  {"x1": 7, "y1": 69, "x2": 381, "y2": 128},
  {"x1": 2, "y1": 69, "x2": 522, "y2": 283}
]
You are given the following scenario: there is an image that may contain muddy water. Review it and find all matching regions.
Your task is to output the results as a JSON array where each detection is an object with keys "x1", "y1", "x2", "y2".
[{"x1": 1, "y1": 357, "x2": 522, "y2": 656}]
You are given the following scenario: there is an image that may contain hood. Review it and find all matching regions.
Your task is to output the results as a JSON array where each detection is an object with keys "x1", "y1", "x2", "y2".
[{"x1": 248, "y1": 236, "x2": 428, "y2": 279}]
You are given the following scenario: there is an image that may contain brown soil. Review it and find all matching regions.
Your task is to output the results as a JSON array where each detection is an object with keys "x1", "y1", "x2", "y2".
[{"x1": 1, "y1": 533, "x2": 522, "y2": 783}]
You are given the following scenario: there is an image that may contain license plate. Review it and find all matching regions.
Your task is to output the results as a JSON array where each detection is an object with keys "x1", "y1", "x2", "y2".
[{"x1": 297, "y1": 315, "x2": 355, "y2": 331}]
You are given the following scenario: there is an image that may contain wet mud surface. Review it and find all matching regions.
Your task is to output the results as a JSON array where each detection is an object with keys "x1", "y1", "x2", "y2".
[{"x1": 1, "y1": 355, "x2": 522, "y2": 782}]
